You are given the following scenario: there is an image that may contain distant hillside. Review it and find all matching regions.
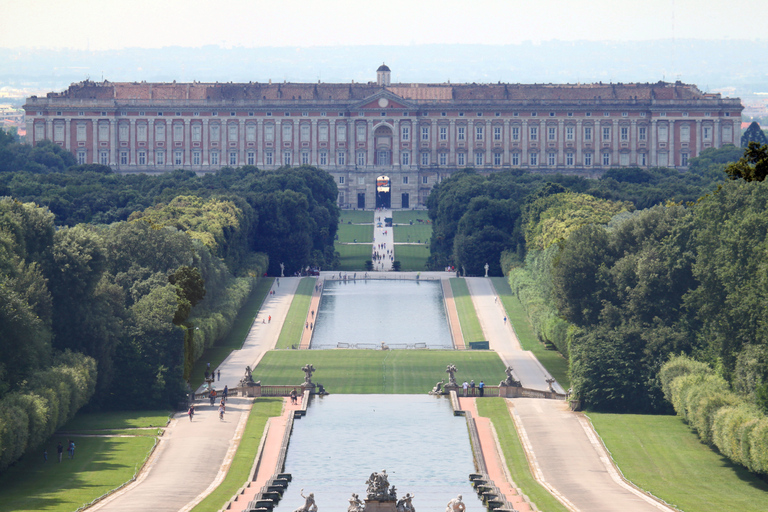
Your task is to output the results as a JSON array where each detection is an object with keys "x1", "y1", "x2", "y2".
[{"x1": 4, "y1": 40, "x2": 767, "y2": 96}]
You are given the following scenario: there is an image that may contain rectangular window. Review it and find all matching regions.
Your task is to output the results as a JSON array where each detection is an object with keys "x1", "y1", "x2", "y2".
[
  {"x1": 658, "y1": 125, "x2": 668, "y2": 143},
  {"x1": 118, "y1": 123, "x2": 128, "y2": 142},
  {"x1": 100, "y1": 151, "x2": 109, "y2": 165},
  {"x1": 548, "y1": 152, "x2": 556, "y2": 166},
  {"x1": 283, "y1": 151, "x2": 292, "y2": 166},
  {"x1": 301, "y1": 124, "x2": 310, "y2": 142},
  {"x1": 401, "y1": 152, "x2": 410, "y2": 166},
  {"x1": 703, "y1": 127, "x2": 711, "y2": 140},
  {"x1": 244, "y1": 151, "x2": 254, "y2": 166},
  {"x1": 282, "y1": 124, "x2": 293, "y2": 142},
  {"x1": 681, "y1": 125, "x2": 690, "y2": 143},
  {"x1": 511, "y1": 126, "x2": 520, "y2": 141},
  {"x1": 337, "y1": 124, "x2": 347, "y2": 142},
  {"x1": 493, "y1": 152, "x2": 501, "y2": 166},
  {"x1": 529, "y1": 153, "x2": 538, "y2": 166},
  {"x1": 475, "y1": 125, "x2": 484, "y2": 141},
  {"x1": 358, "y1": 176, "x2": 365, "y2": 185},
  {"x1": 440, "y1": 152, "x2": 447, "y2": 166},
  {"x1": 319, "y1": 124, "x2": 329, "y2": 142},
  {"x1": 401, "y1": 126, "x2": 410, "y2": 141},
  {"x1": 301, "y1": 151, "x2": 309, "y2": 165},
  {"x1": 457, "y1": 126, "x2": 466, "y2": 141},
  {"x1": 246, "y1": 124, "x2": 256, "y2": 142},
  {"x1": 229, "y1": 152, "x2": 237, "y2": 166},
  {"x1": 602, "y1": 152, "x2": 610, "y2": 166},
  {"x1": 439, "y1": 126, "x2": 447, "y2": 141},
  {"x1": 192, "y1": 124, "x2": 202, "y2": 142},
  {"x1": 77, "y1": 150, "x2": 86, "y2": 165},
  {"x1": 723, "y1": 125, "x2": 732, "y2": 143},
  {"x1": 566, "y1": 126, "x2": 574, "y2": 141},
  {"x1": 422, "y1": 176, "x2": 428, "y2": 184},
  {"x1": 137, "y1": 124, "x2": 147, "y2": 142},
  {"x1": 138, "y1": 150, "x2": 146, "y2": 165},
  {"x1": 584, "y1": 126, "x2": 593, "y2": 141},
  {"x1": 211, "y1": 151, "x2": 219, "y2": 165},
  {"x1": 494, "y1": 126, "x2": 502, "y2": 141},
  {"x1": 120, "y1": 151, "x2": 128, "y2": 165},
  {"x1": 174, "y1": 123, "x2": 183, "y2": 142},
  {"x1": 155, "y1": 123, "x2": 165, "y2": 141},
  {"x1": 265, "y1": 124, "x2": 274, "y2": 142},
  {"x1": 266, "y1": 151, "x2": 274, "y2": 165},
  {"x1": 403, "y1": 176, "x2": 409, "y2": 184},
  {"x1": 639, "y1": 126, "x2": 647, "y2": 141},
  {"x1": 641, "y1": 153, "x2": 647, "y2": 166},
  {"x1": 681, "y1": 153, "x2": 689, "y2": 166},
  {"x1": 357, "y1": 124, "x2": 366, "y2": 142},
  {"x1": 584, "y1": 153, "x2": 592, "y2": 166},
  {"x1": 548, "y1": 126, "x2": 556, "y2": 141},
  {"x1": 620, "y1": 153, "x2": 629, "y2": 166},
  {"x1": 602, "y1": 127, "x2": 611, "y2": 141},
  {"x1": 357, "y1": 151, "x2": 365, "y2": 166},
  {"x1": 193, "y1": 151, "x2": 201, "y2": 165},
  {"x1": 421, "y1": 152, "x2": 430, "y2": 166},
  {"x1": 319, "y1": 151, "x2": 327, "y2": 166},
  {"x1": 337, "y1": 151, "x2": 346, "y2": 165},
  {"x1": 457, "y1": 153, "x2": 466, "y2": 166},
  {"x1": 34, "y1": 123, "x2": 45, "y2": 141},
  {"x1": 421, "y1": 126, "x2": 430, "y2": 141},
  {"x1": 566, "y1": 153, "x2": 574, "y2": 166},
  {"x1": 339, "y1": 176, "x2": 345, "y2": 184},
  {"x1": 54, "y1": 123, "x2": 64, "y2": 141},
  {"x1": 511, "y1": 153, "x2": 520, "y2": 166},
  {"x1": 174, "y1": 150, "x2": 183, "y2": 166},
  {"x1": 99, "y1": 123, "x2": 109, "y2": 142},
  {"x1": 529, "y1": 126, "x2": 538, "y2": 141},
  {"x1": 156, "y1": 151, "x2": 165, "y2": 165},
  {"x1": 475, "y1": 152, "x2": 484, "y2": 166},
  {"x1": 620, "y1": 126, "x2": 629, "y2": 141}
]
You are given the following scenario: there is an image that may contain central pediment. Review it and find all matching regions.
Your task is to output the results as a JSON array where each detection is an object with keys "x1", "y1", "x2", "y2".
[{"x1": 351, "y1": 89, "x2": 414, "y2": 111}]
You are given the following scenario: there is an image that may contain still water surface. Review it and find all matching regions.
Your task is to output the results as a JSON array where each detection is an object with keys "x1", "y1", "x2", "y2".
[
  {"x1": 311, "y1": 280, "x2": 452, "y2": 349},
  {"x1": 272, "y1": 395, "x2": 484, "y2": 512}
]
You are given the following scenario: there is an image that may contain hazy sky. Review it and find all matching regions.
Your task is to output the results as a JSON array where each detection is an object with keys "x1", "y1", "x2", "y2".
[{"x1": 2, "y1": 0, "x2": 766, "y2": 50}]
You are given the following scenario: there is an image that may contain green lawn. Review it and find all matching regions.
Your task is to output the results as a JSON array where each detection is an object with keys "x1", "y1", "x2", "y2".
[
  {"x1": 450, "y1": 278, "x2": 485, "y2": 343},
  {"x1": 337, "y1": 223, "x2": 374, "y2": 243},
  {"x1": 335, "y1": 243, "x2": 372, "y2": 271},
  {"x1": 392, "y1": 211, "x2": 430, "y2": 223},
  {"x1": 588, "y1": 413, "x2": 768, "y2": 512},
  {"x1": 394, "y1": 244, "x2": 430, "y2": 271},
  {"x1": 491, "y1": 277, "x2": 570, "y2": 389},
  {"x1": 253, "y1": 350, "x2": 506, "y2": 393},
  {"x1": 0, "y1": 409, "x2": 169, "y2": 512},
  {"x1": 190, "y1": 277, "x2": 274, "y2": 388},
  {"x1": 393, "y1": 224, "x2": 432, "y2": 244},
  {"x1": 275, "y1": 277, "x2": 316, "y2": 349},
  {"x1": 339, "y1": 210, "x2": 374, "y2": 224},
  {"x1": 477, "y1": 399, "x2": 571, "y2": 512},
  {"x1": 191, "y1": 398, "x2": 284, "y2": 512}
]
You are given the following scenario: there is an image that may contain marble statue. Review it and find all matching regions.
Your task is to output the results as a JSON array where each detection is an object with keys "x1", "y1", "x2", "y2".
[
  {"x1": 430, "y1": 379, "x2": 444, "y2": 395},
  {"x1": 445, "y1": 495, "x2": 465, "y2": 512},
  {"x1": 366, "y1": 469, "x2": 396, "y2": 501},
  {"x1": 499, "y1": 366, "x2": 521, "y2": 388},
  {"x1": 396, "y1": 493, "x2": 415, "y2": 512},
  {"x1": 280, "y1": 262, "x2": 285, "y2": 278},
  {"x1": 302, "y1": 363, "x2": 316, "y2": 384},
  {"x1": 294, "y1": 489, "x2": 317, "y2": 512},
  {"x1": 546, "y1": 378, "x2": 556, "y2": 392},
  {"x1": 484, "y1": 263, "x2": 489, "y2": 278},
  {"x1": 445, "y1": 364, "x2": 458, "y2": 387},
  {"x1": 348, "y1": 493, "x2": 364, "y2": 512}
]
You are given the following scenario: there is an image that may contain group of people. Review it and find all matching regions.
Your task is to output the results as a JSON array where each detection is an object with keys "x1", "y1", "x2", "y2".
[
  {"x1": 47, "y1": 439, "x2": 76, "y2": 462},
  {"x1": 188, "y1": 384, "x2": 228, "y2": 421},
  {"x1": 461, "y1": 379, "x2": 485, "y2": 397}
]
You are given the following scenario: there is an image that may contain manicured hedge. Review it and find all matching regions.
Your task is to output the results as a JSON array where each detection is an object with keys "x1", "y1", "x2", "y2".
[
  {"x1": 0, "y1": 350, "x2": 97, "y2": 471},
  {"x1": 661, "y1": 354, "x2": 768, "y2": 474}
]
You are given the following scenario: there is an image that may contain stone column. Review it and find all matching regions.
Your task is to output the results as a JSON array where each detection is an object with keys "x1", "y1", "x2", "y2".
[
  {"x1": 576, "y1": 120, "x2": 582, "y2": 167},
  {"x1": 612, "y1": 119, "x2": 619, "y2": 165},
  {"x1": 64, "y1": 118, "x2": 71, "y2": 152},
  {"x1": 557, "y1": 119, "x2": 564, "y2": 166},
  {"x1": 256, "y1": 119, "x2": 263, "y2": 167},
  {"x1": 522, "y1": 119, "x2": 528, "y2": 167},
  {"x1": 367, "y1": 119, "x2": 374, "y2": 168},
  {"x1": 330, "y1": 120, "x2": 336, "y2": 167},
  {"x1": 714, "y1": 118, "x2": 721, "y2": 147},
  {"x1": 130, "y1": 119, "x2": 136, "y2": 165},
  {"x1": 202, "y1": 119, "x2": 209, "y2": 167},
  {"x1": 147, "y1": 118, "x2": 154, "y2": 166},
  {"x1": 695, "y1": 119, "x2": 702, "y2": 157},
  {"x1": 46, "y1": 118, "x2": 53, "y2": 141},
  {"x1": 650, "y1": 119, "x2": 657, "y2": 166},
  {"x1": 275, "y1": 120, "x2": 282, "y2": 167},
  {"x1": 240, "y1": 119, "x2": 246, "y2": 165},
  {"x1": 630, "y1": 120, "x2": 637, "y2": 165},
  {"x1": 294, "y1": 120, "x2": 300, "y2": 166},
  {"x1": 311, "y1": 119, "x2": 318, "y2": 166},
  {"x1": 485, "y1": 120, "x2": 491, "y2": 167},
  {"x1": 468, "y1": 120, "x2": 474, "y2": 166},
  {"x1": 503, "y1": 120, "x2": 510, "y2": 165},
  {"x1": 109, "y1": 119, "x2": 117, "y2": 166},
  {"x1": 449, "y1": 120, "x2": 456, "y2": 166},
  {"x1": 393, "y1": 119, "x2": 400, "y2": 169},
  {"x1": 184, "y1": 119, "x2": 191, "y2": 169},
  {"x1": 669, "y1": 120, "x2": 675, "y2": 168}
]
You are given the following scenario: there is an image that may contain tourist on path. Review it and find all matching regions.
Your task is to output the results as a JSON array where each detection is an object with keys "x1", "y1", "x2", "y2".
[
  {"x1": 223, "y1": 385, "x2": 228, "y2": 399},
  {"x1": 470, "y1": 380, "x2": 475, "y2": 396},
  {"x1": 57, "y1": 442, "x2": 63, "y2": 462},
  {"x1": 188, "y1": 404, "x2": 195, "y2": 421},
  {"x1": 68, "y1": 440, "x2": 75, "y2": 459},
  {"x1": 217, "y1": 369, "x2": 221, "y2": 381},
  {"x1": 478, "y1": 381, "x2": 485, "y2": 397},
  {"x1": 290, "y1": 388, "x2": 298, "y2": 404},
  {"x1": 462, "y1": 381, "x2": 469, "y2": 396},
  {"x1": 218, "y1": 404, "x2": 225, "y2": 420}
]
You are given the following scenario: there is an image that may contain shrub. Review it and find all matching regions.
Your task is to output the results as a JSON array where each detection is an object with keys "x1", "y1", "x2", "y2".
[{"x1": 659, "y1": 354, "x2": 713, "y2": 402}]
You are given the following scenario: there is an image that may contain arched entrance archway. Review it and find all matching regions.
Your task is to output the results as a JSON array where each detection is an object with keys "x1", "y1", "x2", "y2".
[
  {"x1": 376, "y1": 175, "x2": 391, "y2": 208},
  {"x1": 374, "y1": 124, "x2": 393, "y2": 166}
]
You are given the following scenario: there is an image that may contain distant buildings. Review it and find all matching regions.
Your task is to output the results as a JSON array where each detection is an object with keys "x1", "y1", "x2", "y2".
[{"x1": 24, "y1": 65, "x2": 742, "y2": 209}]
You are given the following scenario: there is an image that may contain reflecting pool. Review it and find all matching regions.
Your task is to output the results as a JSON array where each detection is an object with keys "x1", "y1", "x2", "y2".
[
  {"x1": 311, "y1": 280, "x2": 452, "y2": 349},
  {"x1": 273, "y1": 395, "x2": 484, "y2": 512}
]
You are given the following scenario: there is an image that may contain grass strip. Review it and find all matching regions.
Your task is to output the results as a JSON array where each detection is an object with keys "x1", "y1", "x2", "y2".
[
  {"x1": 393, "y1": 224, "x2": 432, "y2": 243},
  {"x1": 476, "y1": 398, "x2": 570, "y2": 512},
  {"x1": 588, "y1": 413, "x2": 768, "y2": 512},
  {"x1": 337, "y1": 223, "x2": 374, "y2": 243},
  {"x1": 339, "y1": 210, "x2": 374, "y2": 224},
  {"x1": 391, "y1": 211, "x2": 430, "y2": 223},
  {"x1": 62, "y1": 410, "x2": 171, "y2": 431},
  {"x1": 191, "y1": 398, "x2": 284, "y2": 512},
  {"x1": 191, "y1": 277, "x2": 275, "y2": 388},
  {"x1": 394, "y1": 245, "x2": 429, "y2": 271},
  {"x1": 275, "y1": 277, "x2": 316, "y2": 349},
  {"x1": 59, "y1": 429, "x2": 164, "y2": 437},
  {"x1": 254, "y1": 350, "x2": 506, "y2": 393},
  {"x1": 491, "y1": 277, "x2": 570, "y2": 389},
  {"x1": 450, "y1": 278, "x2": 485, "y2": 343},
  {"x1": 335, "y1": 243, "x2": 373, "y2": 271},
  {"x1": 0, "y1": 436, "x2": 156, "y2": 512}
]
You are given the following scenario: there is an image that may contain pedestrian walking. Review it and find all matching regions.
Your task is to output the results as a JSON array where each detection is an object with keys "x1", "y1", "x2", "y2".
[
  {"x1": 188, "y1": 404, "x2": 195, "y2": 421},
  {"x1": 223, "y1": 385, "x2": 228, "y2": 399},
  {"x1": 462, "y1": 381, "x2": 469, "y2": 396},
  {"x1": 310, "y1": 322, "x2": 313, "y2": 330},
  {"x1": 57, "y1": 442, "x2": 63, "y2": 462},
  {"x1": 503, "y1": 316, "x2": 507, "y2": 324},
  {"x1": 290, "y1": 388, "x2": 297, "y2": 404},
  {"x1": 268, "y1": 315, "x2": 271, "y2": 323},
  {"x1": 218, "y1": 404, "x2": 225, "y2": 420},
  {"x1": 68, "y1": 440, "x2": 75, "y2": 459},
  {"x1": 44, "y1": 449, "x2": 48, "y2": 462},
  {"x1": 479, "y1": 380, "x2": 485, "y2": 397},
  {"x1": 217, "y1": 369, "x2": 221, "y2": 381},
  {"x1": 306, "y1": 321, "x2": 309, "y2": 329}
]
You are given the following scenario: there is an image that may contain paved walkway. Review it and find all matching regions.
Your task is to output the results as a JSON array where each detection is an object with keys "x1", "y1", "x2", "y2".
[
  {"x1": 89, "y1": 278, "x2": 301, "y2": 512},
  {"x1": 372, "y1": 208, "x2": 393, "y2": 271},
  {"x1": 441, "y1": 278, "x2": 465, "y2": 349},
  {"x1": 299, "y1": 277, "x2": 322, "y2": 349},
  {"x1": 465, "y1": 277, "x2": 564, "y2": 393}
]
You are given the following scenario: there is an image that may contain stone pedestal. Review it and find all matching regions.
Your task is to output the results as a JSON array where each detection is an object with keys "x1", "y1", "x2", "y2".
[{"x1": 364, "y1": 500, "x2": 396, "y2": 512}]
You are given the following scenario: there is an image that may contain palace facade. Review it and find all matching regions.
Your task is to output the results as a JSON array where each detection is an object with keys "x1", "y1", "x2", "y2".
[{"x1": 24, "y1": 65, "x2": 742, "y2": 209}]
